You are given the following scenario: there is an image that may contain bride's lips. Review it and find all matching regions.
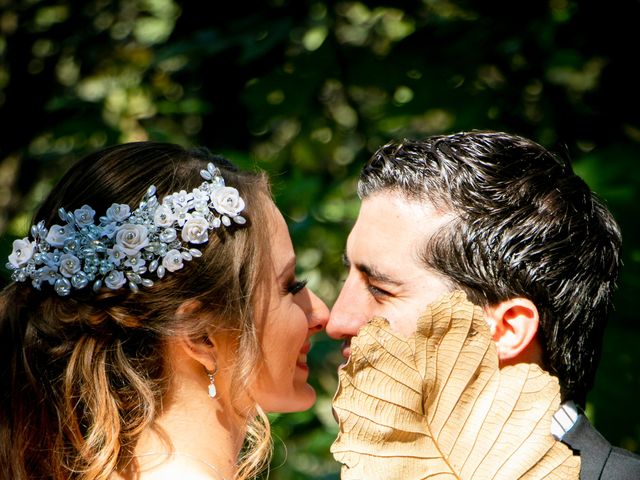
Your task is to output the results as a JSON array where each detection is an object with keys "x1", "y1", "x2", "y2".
[{"x1": 297, "y1": 343, "x2": 311, "y2": 369}]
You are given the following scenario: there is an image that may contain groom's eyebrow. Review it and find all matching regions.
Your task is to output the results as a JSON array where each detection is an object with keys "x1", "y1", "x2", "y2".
[{"x1": 342, "y1": 253, "x2": 402, "y2": 286}]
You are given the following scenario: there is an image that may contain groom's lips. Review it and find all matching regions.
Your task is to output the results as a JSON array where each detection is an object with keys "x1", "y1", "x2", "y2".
[{"x1": 340, "y1": 339, "x2": 351, "y2": 362}]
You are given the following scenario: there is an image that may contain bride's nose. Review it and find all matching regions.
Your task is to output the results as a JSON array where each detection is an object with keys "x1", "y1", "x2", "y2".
[{"x1": 306, "y1": 289, "x2": 329, "y2": 334}]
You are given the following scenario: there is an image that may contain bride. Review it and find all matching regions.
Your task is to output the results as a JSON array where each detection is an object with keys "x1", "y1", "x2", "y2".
[{"x1": 0, "y1": 142, "x2": 329, "y2": 480}]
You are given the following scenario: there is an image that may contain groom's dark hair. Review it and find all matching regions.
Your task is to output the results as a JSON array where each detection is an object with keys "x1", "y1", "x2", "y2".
[{"x1": 358, "y1": 130, "x2": 621, "y2": 405}]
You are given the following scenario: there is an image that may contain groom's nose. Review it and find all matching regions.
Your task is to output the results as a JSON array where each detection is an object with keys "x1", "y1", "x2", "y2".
[{"x1": 326, "y1": 275, "x2": 367, "y2": 340}]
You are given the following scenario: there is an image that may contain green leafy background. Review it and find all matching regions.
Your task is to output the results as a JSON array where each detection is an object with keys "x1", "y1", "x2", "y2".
[{"x1": 1, "y1": 1, "x2": 639, "y2": 478}]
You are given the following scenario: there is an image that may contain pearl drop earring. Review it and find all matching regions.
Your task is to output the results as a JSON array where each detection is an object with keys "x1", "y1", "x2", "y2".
[{"x1": 205, "y1": 362, "x2": 218, "y2": 399}]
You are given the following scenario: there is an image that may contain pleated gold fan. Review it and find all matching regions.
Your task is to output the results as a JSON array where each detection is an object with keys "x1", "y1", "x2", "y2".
[{"x1": 331, "y1": 291, "x2": 580, "y2": 480}]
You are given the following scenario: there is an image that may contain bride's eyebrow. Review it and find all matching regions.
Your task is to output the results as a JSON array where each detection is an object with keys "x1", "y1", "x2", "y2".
[
  {"x1": 342, "y1": 252, "x2": 402, "y2": 286},
  {"x1": 277, "y1": 257, "x2": 297, "y2": 281}
]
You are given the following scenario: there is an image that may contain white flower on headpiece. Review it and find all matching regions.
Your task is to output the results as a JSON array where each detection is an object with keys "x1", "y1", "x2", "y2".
[
  {"x1": 105, "y1": 270, "x2": 127, "y2": 290},
  {"x1": 101, "y1": 222, "x2": 118, "y2": 239},
  {"x1": 106, "y1": 203, "x2": 131, "y2": 223},
  {"x1": 59, "y1": 253, "x2": 81, "y2": 278},
  {"x1": 107, "y1": 245, "x2": 126, "y2": 266},
  {"x1": 153, "y1": 205, "x2": 174, "y2": 228},
  {"x1": 162, "y1": 249, "x2": 184, "y2": 272},
  {"x1": 171, "y1": 190, "x2": 194, "y2": 208},
  {"x1": 159, "y1": 227, "x2": 177, "y2": 243},
  {"x1": 192, "y1": 187, "x2": 209, "y2": 202},
  {"x1": 181, "y1": 216, "x2": 210, "y2": 244},
  {"x1": 173, "y1": 207, "x2": 190, "y2": 227},
  {"x1": 38, "y1": 266, "x2": 59, "y2": 285},
  {"x1": 192, "y1": 188, "x2": 210, "y2": 210},
  {"x1": 9, "y1": 238, "x2": 35, "y2": 268},
  {"x1": 71, "y1": 271, "x2": 89, "y2": 289},
  {"x1": 115, "y1": 224, "x2": 149, "y2": 256},
  {"x1": 124, "y1": 253, "x2": 146, "y2": 273},
  {"x1": 45, "y1": 224, "x2": 72, "y2": 247},
  {"x1": 74, "y1": 205, "x2": 96, "y2": 227},
  {"x1": 211, "y1": 187, "x2": 245, "y2": 218}
]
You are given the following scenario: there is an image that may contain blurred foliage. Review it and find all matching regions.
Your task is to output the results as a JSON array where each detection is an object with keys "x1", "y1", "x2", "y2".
[{"x1": 1, "y1": 0, "x2": 639, "y2": 478}]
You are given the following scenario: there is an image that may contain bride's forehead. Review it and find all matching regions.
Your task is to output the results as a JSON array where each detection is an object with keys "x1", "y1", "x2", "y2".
[{"x1": 264, "y1": 202, "x2": 295, "y2": 267}]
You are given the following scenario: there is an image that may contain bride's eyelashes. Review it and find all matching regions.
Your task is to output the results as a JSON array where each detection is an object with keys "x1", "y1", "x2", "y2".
[{"x1": 286, "y1": 278, "x2": 308, "y2": 295}]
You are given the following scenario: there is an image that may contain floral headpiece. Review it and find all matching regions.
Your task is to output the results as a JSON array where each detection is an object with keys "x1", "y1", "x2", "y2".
[{"x1": 6, "y1": 163, "x2": 247, "y2": 296}]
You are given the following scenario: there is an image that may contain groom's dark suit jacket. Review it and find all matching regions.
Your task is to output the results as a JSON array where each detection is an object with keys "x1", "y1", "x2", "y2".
[{"x1": 561, "y1": 414, "x2": 640, "y2": 479}]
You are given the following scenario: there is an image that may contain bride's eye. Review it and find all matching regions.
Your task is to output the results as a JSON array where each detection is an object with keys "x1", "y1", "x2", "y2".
[{"x1": 287, "y1": 279, "x2": 308, "y2": 295}]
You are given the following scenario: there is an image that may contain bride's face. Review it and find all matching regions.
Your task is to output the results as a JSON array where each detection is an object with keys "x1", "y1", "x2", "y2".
[{"x1": 250, "y1": 204, "x2": 329, "y2": 412}]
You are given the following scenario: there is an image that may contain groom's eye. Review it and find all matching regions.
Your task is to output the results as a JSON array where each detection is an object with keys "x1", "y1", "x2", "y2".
[{"x1": 367, "y1": 283, "x2": 390, "y2": 298}]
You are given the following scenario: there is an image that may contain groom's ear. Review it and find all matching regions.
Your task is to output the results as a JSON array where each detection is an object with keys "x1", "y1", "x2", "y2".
[{"x1": 483, "y1": 298, "x2": 542, "y2": 367}]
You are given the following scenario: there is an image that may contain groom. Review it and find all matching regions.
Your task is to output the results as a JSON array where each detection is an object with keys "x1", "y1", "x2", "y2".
[{"x1": 326, "y1": 131, "x2": 640, "y2": 479}]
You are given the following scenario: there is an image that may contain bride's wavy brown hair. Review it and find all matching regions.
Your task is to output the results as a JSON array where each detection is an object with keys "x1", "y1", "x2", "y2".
[{"x1": 0, "y1": 142, "x2": 274, "y2": 480}]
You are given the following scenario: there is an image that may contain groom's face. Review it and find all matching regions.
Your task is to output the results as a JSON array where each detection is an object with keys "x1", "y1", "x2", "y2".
[{"x1": 327, "y1": 190, "x2": 455, "y2": 363}]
